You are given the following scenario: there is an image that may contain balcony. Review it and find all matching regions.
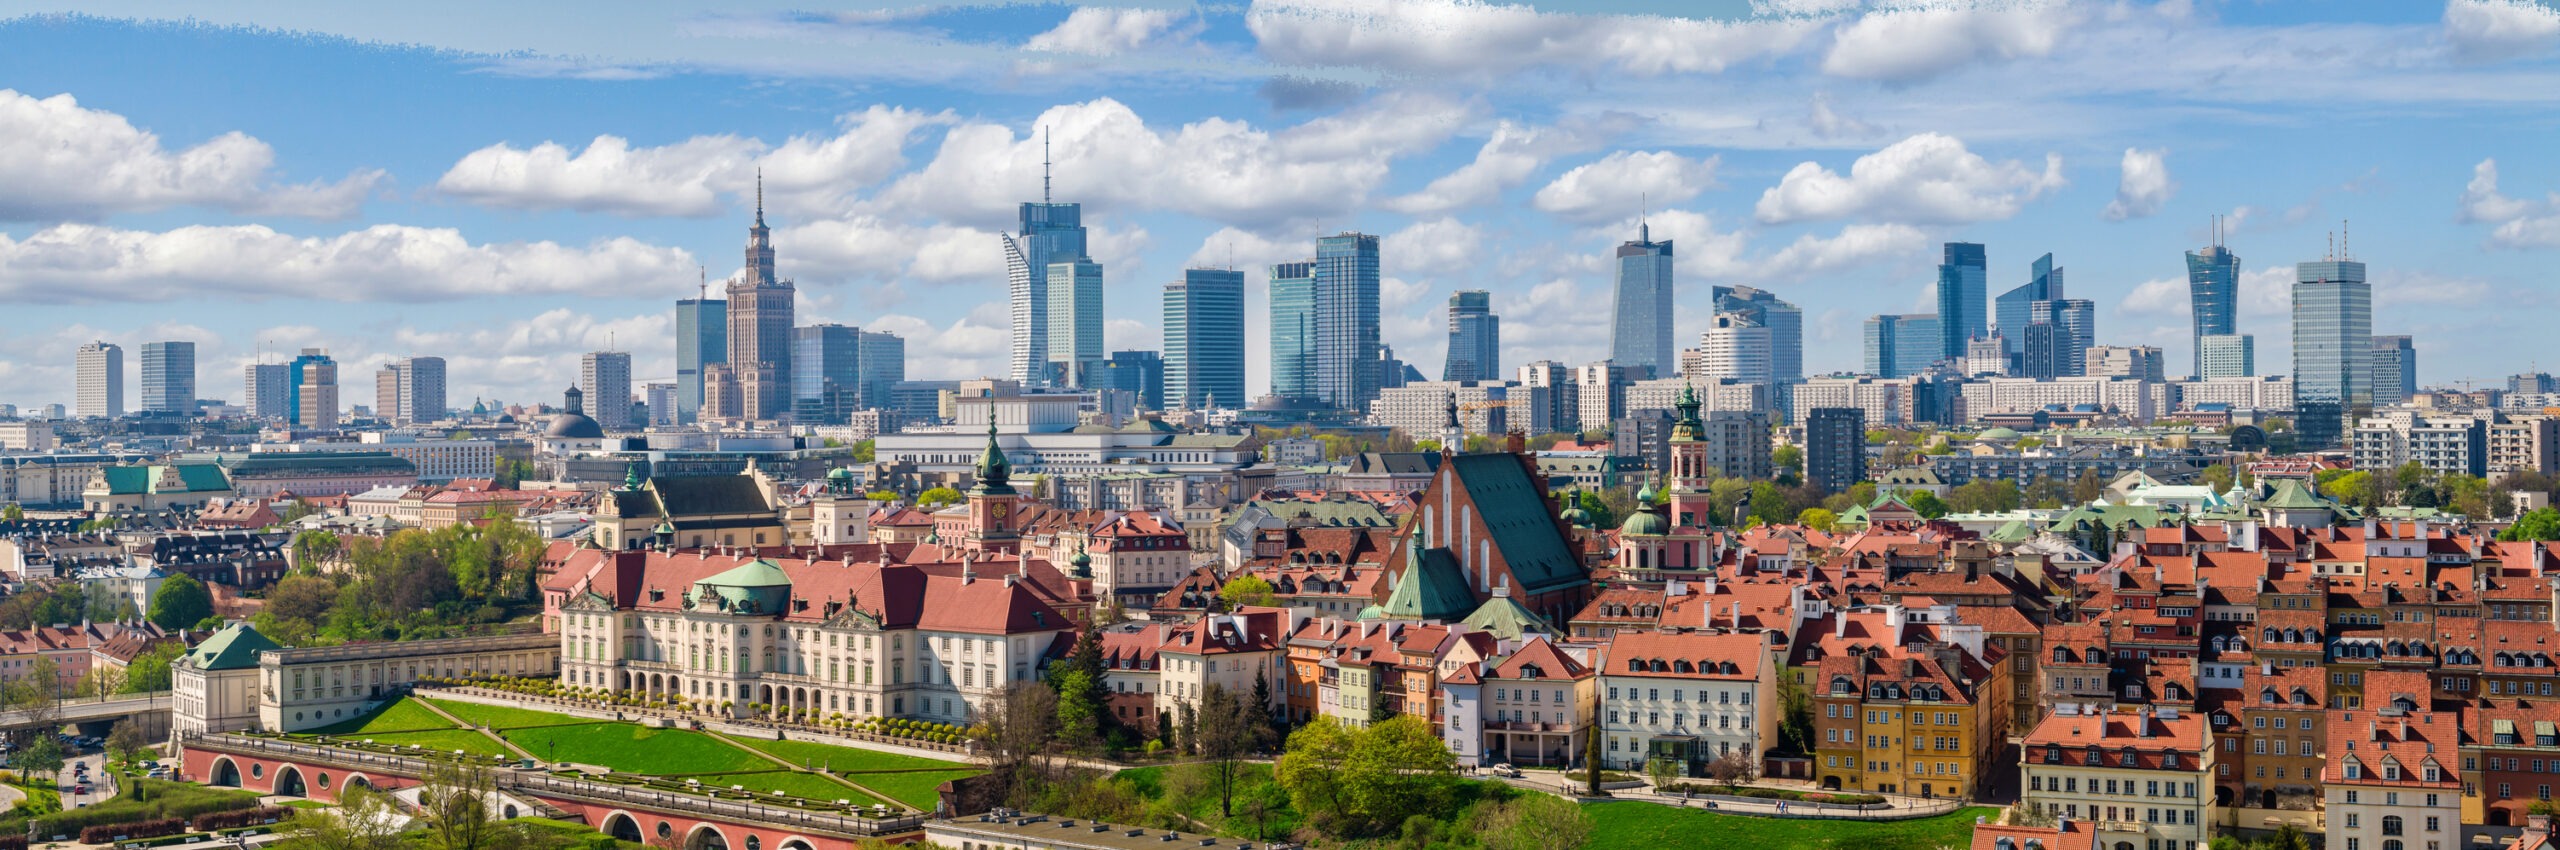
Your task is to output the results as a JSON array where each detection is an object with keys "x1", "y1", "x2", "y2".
[{"x1": 1484, "y1": 720, "x2": 1578, "y2": 733}]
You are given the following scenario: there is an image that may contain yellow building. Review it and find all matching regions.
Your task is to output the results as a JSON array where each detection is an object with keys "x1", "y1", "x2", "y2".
[{"x1": 1813, "y1": 645, "x2": 2011, "y2": 799}]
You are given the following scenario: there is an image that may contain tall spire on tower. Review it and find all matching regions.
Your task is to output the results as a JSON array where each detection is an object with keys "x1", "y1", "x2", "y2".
[
  {"x1": 755, "y1": 168, "x2": 766, "y2": 227},
  {"x1": 1042, "y1": 125, "x2": 1053, "y2": 205}
]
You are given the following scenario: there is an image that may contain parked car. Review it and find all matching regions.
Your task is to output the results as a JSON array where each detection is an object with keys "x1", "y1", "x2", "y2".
[{"x1": 1489, "y1": 763, "x2": 1521, "y2": 778}]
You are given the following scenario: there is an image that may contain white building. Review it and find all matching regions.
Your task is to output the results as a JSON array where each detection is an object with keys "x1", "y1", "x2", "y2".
[
  {"x1": 581, "y1": 351, "x2": 636, "y2": 431},
  {"x1": 76, "y1": 341, "x2": 124, "y2": 419},
  {"x1": 257, "y1": 435, "x2": 499, "y2": 482},
  {"x1": 2088, "y1": 346, "x2": 2166, "y2": 382},
  {"x1": 2199, "y1": 333, "x2": 2255, "y2": 379},
  {"x1": 1697, "y1": 313, "x2": 1773, "y2": 385},
  {"x1": 261, "y1": 633, "x2": 560, "y2": 732},
  {"x1": 2323, "y1": 699, "x2": 2460, "y2": 850},
  {"x1": 2169, "y1": 376, "x2": 2294, "y2": 412},
  {"x1": 1372, "y1": 381, "x2": 1511, "y2": 442},
  {"x1": 1597, "y1": 630, "x2": 1776, "y2": 774},
  {"x1": 2352, "y1": 410, "x2": 2489, "y2": 478},
  {"x1": 0, "y1": 421, "x2": 56, "y2": 452}
]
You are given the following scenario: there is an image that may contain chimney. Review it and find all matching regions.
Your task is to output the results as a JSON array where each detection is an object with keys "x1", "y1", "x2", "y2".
[
  {"x1": 1731, "y1": 601, "x2": 1742, "y2": 631},
  {"x1": 2529, "y1": 813, "x2": 2552, "y2": 840}
]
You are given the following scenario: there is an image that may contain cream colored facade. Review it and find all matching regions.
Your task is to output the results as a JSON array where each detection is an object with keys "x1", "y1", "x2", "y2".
[{"x1": 261, "y1": 634, "x2": 560, "y2": 732}]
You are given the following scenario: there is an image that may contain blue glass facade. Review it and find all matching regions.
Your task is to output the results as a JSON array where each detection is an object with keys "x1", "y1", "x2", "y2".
[
  {"x1": 675, "y1": 297, "x2": 726, "y2": 424},
  {"x1": 1712, "y1": 285, "x2": 1802, "y2": 383},
  {"x1": 1936, "y1": 243, "x2": 1988, "y2": 359},
  {"x1": 286, "y1": 350, "x2": 333, "y2": 426},
  {"x1": 2293, "y1": 259, "x2": 2371, "y2": 451},
  {"x1": 2185, "y1": 244, "x2": 2240, "y2": 380},
  {"x1": 1995, "y1": 252, "x2": 2061, "y2": 350},
  {"x1": 1862, "y1": 314, "x2": 1943, "y2": 379},
  {"x1": 1165, "y1": 268, "x2": 1245, "y2": 410},
  {"x1": 791, "y1": 323, "x2": 861, "y2": 424},
  {"x1": 1611, "y1": 225, "x2": 1675, "y2": 378},
  {"x1": 1005, "y1": 201, "x2": 1088, "y2": 386},
  {"x1": 1314, "y1": 233, "x2": 1381, "y2": 412},
  {"x1": 1442, "y1": 290, "x2": 1500, "y2": 382},
  {"x1": 1268, "y1": 260, "x2": 1317, "y2": 402}
]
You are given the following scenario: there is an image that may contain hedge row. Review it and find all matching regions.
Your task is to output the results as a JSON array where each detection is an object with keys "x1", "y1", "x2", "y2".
[
  {"x1": 80, "y1": 817, "x2": 184, "y2": 844},
  {"x1": 191, "y1": 806, "x2": 292, "y2": 832},
  {"x1": 1659, "y1": 783, "x2": 1888, "y2": 806}
]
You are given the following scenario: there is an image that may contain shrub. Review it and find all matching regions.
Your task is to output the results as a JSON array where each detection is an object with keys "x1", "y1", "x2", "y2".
[
  {"x1": 190, "y1": 806, "x2": 291, "y2": 832},
  {"x1": 80, "y1": 817, "x2": 184, "y2": 844}
]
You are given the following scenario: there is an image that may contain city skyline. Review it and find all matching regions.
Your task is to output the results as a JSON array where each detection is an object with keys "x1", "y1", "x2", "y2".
[{"x1": 4, "y1": 3, "x2": 2560, "y2": 408}]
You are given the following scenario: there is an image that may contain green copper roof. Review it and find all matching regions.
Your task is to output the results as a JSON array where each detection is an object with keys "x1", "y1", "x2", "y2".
[
  {"x1": 2262, "y1": 479, "x2": 2330, "y2": 510},
  {"x1": 186, "y1": 623, "x2": 283, "y2": 671},
  {"x1": 1619, "y1": 507, "x2": 1669, "y2": 537},
  {"x1": 1385, "y1": 535, "x2": 1479, "y2": 622},
  {"x1": 1987, "y1": 519, "x2": 2036, "y2": 543},
  {"x1": 1443, "y1": 454, "x2": 1589, "y2": 596},
  {"x1": 1457, "y1": 594, "x2": 1553, "y2": 640},
  {"x1": 702, "y1": 559, "x2": 794, "y2": 588},
  {"x1": 972, "y1": 414, "x2": 1014, "y2": 496}
]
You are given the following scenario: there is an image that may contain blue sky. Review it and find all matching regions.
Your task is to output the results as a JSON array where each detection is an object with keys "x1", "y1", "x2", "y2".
[{"x1": 3, "y1": 0, "x2": 2559, "y2": 411}]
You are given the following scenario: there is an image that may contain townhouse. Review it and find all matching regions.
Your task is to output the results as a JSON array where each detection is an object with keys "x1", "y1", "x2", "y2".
[
  {"x1": 1597, "y1": 630, "x2": 1776, "y2": 775},
  {"x1": 2020, "y1": 706, "x2": 2214, "y2": 850}
]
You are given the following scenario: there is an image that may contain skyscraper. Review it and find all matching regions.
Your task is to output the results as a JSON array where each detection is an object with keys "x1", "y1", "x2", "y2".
[
  {"x1": 2022, "y1": 298, "x2": 2095, "y2": 377},
  {"x1": 287, "y1": 349, "x2": 334, "y2": 426},
  {"x1": 1698, "y1": 312, "x2": 1773, "y2": 384},
  {"x1": 1711, "y1": 285, "x2": 1802, "y2": 383},
  {"x1": 1995, "y1": 252, "x2": 2063, "y2": 352},
  {"x1": 75, "y1": 341, "x2": 123, "y2": 418},
  {"x1": 1314, "y1": 232, "x2": 1383, "y2": 412},
  {"x1": 2294, "y1": 255, "x2": 2372, "y2": 451},
  {"x1": 1442, "y1": 290, "x2": 1500, "y2": 382},
  {"x1": 790, "y1": 324, "x2": 862, "y2": 425},
  {"x1": 1610, "y1": 222, "x2": 1675, "y2": 378},
  {"x1": 2198, "y1": 334, "x2": 2256, "y2": 379},
  {"x1": 297, "y1": 357, "x2": 338, "y2": 428},
  {"x1": 246, "y1": 363, "x2": 290, "y2": 420},
  {"x1": 856, "y1": 331, "x2": 905, "y2": 410},
  {"x1": 376, "y1": 366, "x2": 400, "y2": 424},
  {"x1": 1164, "y1": 268, "x2": 1245, "y2": 410},
  {"x1": 2186, "y1": 233, "x2": 2241, "y2": 380},
  {"x1": 1936, "y1": 242, "x2": 1988, "y2": 360},
  {"x1": 1268, "y1": 260, "x2": 1317, "y2": 401},
  {"x1": 138, "y1": 340, "x2": 194, "y2": 414},
  {"x1": 1003, "y1": 156, "x2": 1090, "y2": 388},
  {"x1": 1044, "y1": 256, "x2": 1105, "y2": 386},
  {"x1": 644, "y1": 383, "x2": 678, "y2": 426},
  {"x1": 2372, "y1": 335, "x2": 2417, "y2": 407},
  {"x1": 1805, "y1": 407, "x2": 1868, "y2": 494},
  {"x1": 675, "y1": 294, "x2": 726, "y2": 424},
  {"x1": 1862, "y1": 314, "x2": 1942, "y2": 379},
  {"x1": 581, "y1": 351, "x2": 635, "y2": 430},
  {"x1": 727, "y1": 179, "x2": 795, "y2": 420},
  {"x1": 385, "y1": 356, "x2": 446, "y2": 425},
  {"x1": 1093, "y1": 350, "x2": 1165, "y2": 411}
]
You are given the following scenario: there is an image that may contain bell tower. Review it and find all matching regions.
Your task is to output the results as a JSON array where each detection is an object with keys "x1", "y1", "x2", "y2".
[{"x1": 964, "y1": 412, "x2": 1020, "y2": 553}]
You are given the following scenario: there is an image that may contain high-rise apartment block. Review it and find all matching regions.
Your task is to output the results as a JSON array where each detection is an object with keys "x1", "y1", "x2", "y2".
[
  {"x1": 2199, "y1": 334, "x2": 2256, "y2": 380},
  {"x1": 2372, "y1": 334, "x2": 2417, "y2": 407},
  {"x1": 644, "y1": 383, "x2": 677, "y2": 426},
  {"x1": 727, "y1": 184, "x2": 795, "y2": 421},
  {"x1": 1698, "y1": 312, "x2": 1773, "y2": 385},
  {"x1": 1936, "y1": 242, "x2": 1988, "y2": 360},
  {"x1": 1804, "y1": 407, "x2": 1868, "y2": 494},
  {"x1": 376, "y1": 356, "x2": 446, "y2": 426},
  {"x1": 247, "y1": 363, "x2": 291, "y2": 420},
  {"x1": 75, "y1": 341, "x2": 123, "y2": 419},
  {"x1": 1516, "y1": 360, "x2": 1578, "y2": 436},
  {"x1": 1610, "y1": 223, "x2": 1675, "y2": 378},
  {"x1": 675, "y1": 295, "x2": 726, "y2": 424},
  {"x1": 1442, "y1": 290, "x2": 1500, "y2": 383},
  {"x1": 138, "y1": 341, "x2": 194, "y2": 414},
  {"x1": 581, "y1": 351, "x2": 635, "y2": 431},
  {"x1": 1164, "y1": 268, "x2": 1244, "y2": 411},
  {"x1": 1575, "y1": 361, "x2": 1639, "y2": 434},
  {"x1": 1863, "y1": 314, "x2": 1942, "y2": 379},
  {"x1": 2293, "y1": 256, "x2": 2372, "y2": 451}
]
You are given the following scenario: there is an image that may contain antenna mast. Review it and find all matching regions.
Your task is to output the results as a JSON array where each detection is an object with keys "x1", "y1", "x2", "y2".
[{"x1": 1042, "y1": 126, "x2": 1052, "y2": 205}]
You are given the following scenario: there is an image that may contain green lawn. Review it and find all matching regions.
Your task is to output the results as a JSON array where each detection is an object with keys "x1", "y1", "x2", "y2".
[
  {"x1": 729, "y1": 735, "x2": 970, "y2": 773},
  {"x1": 842, "y1": 769, "x2": 975, "y2": 810},
  {"x1": 678, "y1": 771, "x2": 868, "y2": 804},
  {"x1": 1581, "y1": 801, "x2": 1998, "y2": 850},
  {"x1": 500, "y1": 723, "x2": 772, "y2": 775},
  {"x1": 424, "y1": 698, "x2": 591, "y2": 730},
  {"x1": 361, "y1": 728, "x2": 517, "y2": 759},
  {"x1": 303, "y1": 697, "x2": 459, "y2": 735}
]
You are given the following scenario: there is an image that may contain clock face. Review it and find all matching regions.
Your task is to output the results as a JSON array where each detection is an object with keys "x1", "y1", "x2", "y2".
[{"x1": 991, "y1": 502, "x2": 1008, "y2": 520}]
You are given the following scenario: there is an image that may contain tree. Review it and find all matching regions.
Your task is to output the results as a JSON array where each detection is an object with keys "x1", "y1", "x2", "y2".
[
  {"x1": 16, "y1": 735, "x2": 65, "y2": 783},
  {"x1": 917, "y1": 486, "x2": 965, "y2": 508},
  {"x1": 1903, "y1": 490, "x2": 1950, "y2": 519},
  {"x1": 1339, "y1": 715, "x2": 1456, "y2": 836},
  {"x1": 1644, "y1": 754, "x2": 1679, "y2": 790},
  {"x1": 276, "y1": 783, "x2": 404, "y2": 850},
  {"x1": 2505, "y1": 508, "x2": 2560, "y2": 541},
  {"x1": 148, "y1": 574, "x2": 215, "y2": 630},
  {"x1": 122, "y1": 642, "x2": 185, "y2": 692},
  {"x1": 267, "y1": 575, "x2": 340, "y2": 625},
  {"x1": 1195, "y1": 683, "x2": 1262, "y2": 817},
  {"x1": 2200, "y1": 463, "x2": 2235, "y2": 494},
  {"x1": 1794, "y1": 508, "x2": 1837, "y2": 532},
  {"x1": 1775, "y1": 673, "x2": 1814, "y2": 756},
  {"x1": 0, "y1": 504, "x2": 21, "y2": 521},
  {"x1": 1584, "y1": 730, "x2": 1603, "y2": 796},
  {"x1": 107, "y1": 718, "x2": 154, "y2": 800},
  {"x1": 1049, "y1": 667, "x2": 1102, "y2": 752},
  {"x1": 1947, "y1": 479, "x2": 2022, "y2": 514},
  {"x1": 1772, "y1": 445, "x2": 1804, "y2": 481},
  {"x1": 1250, "y1": 668, "x2": 1278, "y2": 741},
  {"x1": 1219, "y1": 575, "x2": 1279, "y2": 609},
  {"x1": 973, "y1": 681, "x2": 1061, "y2": 807},
  {"x1": 1274, "y1": 718, "x2": 1356, "y2": 834},
  {"x1": 1705, "y1": 749, "x2": 1759, "y2": 789},
  {"x1": 2071, "y1": 469, "x2": 2108, "y2": 504},
  {"x1": 1478, "y1": 792, "x2": 1593, "y2": 850},
  {"x1": 419, "y1": 761, "x2": 500, "y2": 850}
]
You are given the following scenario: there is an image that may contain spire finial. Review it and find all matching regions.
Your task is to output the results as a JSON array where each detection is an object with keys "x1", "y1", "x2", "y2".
[
  {"x1": 1640, "y1": 191, "x2": 1649, "y2": 243},
  {"x1": 755, "y1": 168, "x2": 765, "y2": 226},
  {"x1": 1042, "y1": 125, "x2": 1053, "y2": 205}
]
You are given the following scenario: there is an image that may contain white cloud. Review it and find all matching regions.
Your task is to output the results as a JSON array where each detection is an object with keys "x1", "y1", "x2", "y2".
[
  {"x1": 1805, "y1": 91, "x2": 1881, "y2": 140},
  {"x1": 2117, "y1": 275, "x2": 2186, "y2": 316},
  {"x1": 880, "y1": 94, "x2": 1470, "y2": 230},
  {"x1": 2103, "y1": 147, "x2": 2175, "y2": 221},
  {"x1": 434, "y1": 107, "x2": 950, "y2": 218},
  {"x1": 1024, "y1": 7, "x2": 1194, "y2": 56},
  {"x1": 779, "y1": 217, "x2": 1005, "y2": 285},
  {"x1": 2442, "y1": 0, "x2": 2560, "y2": 62},
  {"x1": 1384, "y1": 121, "x2": 1613, "y2": 215},
  {"x1": 1819, "y1": 2, "x2": 2082, "y2": 82},
  {"x1": 1245, "y1": 0, "x2": 1821, "y2": 78},
  {"x1": 1383, "y1": 218, "x2": 1485, "y2": 277},
  {"x1": 1586, "y1": 209, "x2": 1752, "y2": 279},
  {"x1": 0, "y1": 89, "x2": 382, "y2": 221},
  {"x1": 1760, "y1": 223, "x2": 1933, "y2": 277},
  {"x1": 1532, "y1": 151, "x2": 1722, "y2": 225},
  {"x1": 1754, "y1": 133, "x2": 2064, "y2": 225},
  {"x1": 0, "y1": 223, "x2": 694, "y2": 303},
  {"x1": 2454, "y1": 158, "x2": 2560, "y2": 249}
]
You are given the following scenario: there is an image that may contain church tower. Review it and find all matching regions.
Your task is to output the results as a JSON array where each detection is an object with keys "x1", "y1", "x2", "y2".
[{"x1": 964, "y1": 413, "x2": 1020, "y2": 553}]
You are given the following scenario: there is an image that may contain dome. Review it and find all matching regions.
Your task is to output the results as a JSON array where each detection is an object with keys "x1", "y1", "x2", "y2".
[
  {"x1": 545, "y1": 412, "x2": 604, "y2": 439},
  {"x1": 1619, "y1": 508, "x2": 1669, "y2": 537},
  {"x1": 827, "y1": 466, "x2": 855, "y2": 481},
  {"x1": 1976, "y1": 427, "x2": 2021, "y2": 443},
  {"x1": 495, "y1": 414, "x2": 517, "y2": 424}
]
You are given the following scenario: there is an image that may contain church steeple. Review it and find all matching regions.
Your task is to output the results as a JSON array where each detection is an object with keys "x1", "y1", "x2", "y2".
[{"x1": 971, "y1": 411, "x2": 1013, "y2": 496}]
